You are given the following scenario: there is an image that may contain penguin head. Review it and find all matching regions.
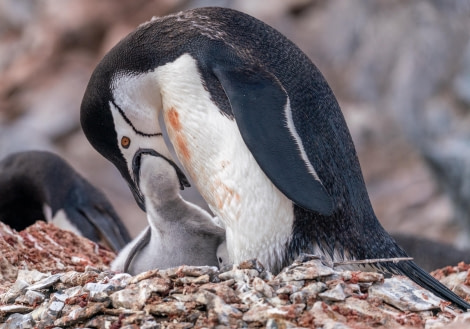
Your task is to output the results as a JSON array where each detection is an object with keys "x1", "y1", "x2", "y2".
[
  {"x1": 80, "y1": 36, "x2": 190, "y2": 210},
  {"x1": 138, "y1": 151, "x2": 190, "y2": 208}
]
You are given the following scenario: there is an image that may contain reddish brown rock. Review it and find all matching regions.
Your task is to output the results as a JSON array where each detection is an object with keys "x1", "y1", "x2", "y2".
[{"x1": 0, "y1": 221, "x2": 115, "y2": 293}]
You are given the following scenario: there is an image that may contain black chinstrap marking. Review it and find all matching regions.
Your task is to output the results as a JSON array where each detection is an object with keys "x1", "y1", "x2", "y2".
[{"x1": 110, "y1": 100, "x2": 163, "y2": 137}]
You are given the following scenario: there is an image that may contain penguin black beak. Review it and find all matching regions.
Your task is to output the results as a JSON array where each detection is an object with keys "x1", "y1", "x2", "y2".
[{"x1": 131, "y1": 149, "x2": 191, "y2": 210}]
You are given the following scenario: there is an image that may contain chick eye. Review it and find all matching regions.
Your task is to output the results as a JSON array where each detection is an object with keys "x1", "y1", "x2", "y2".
[{"x1": 121, "y1": 136, "x2": 131, "y2": 149}]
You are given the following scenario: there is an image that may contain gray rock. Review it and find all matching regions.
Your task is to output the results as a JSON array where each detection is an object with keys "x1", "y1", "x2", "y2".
[
  {"x1": 110, "y1": 276, "x2": 170, "y2": 310},
  {"x1": 368, "y1": 277, "x2": 442, "y2": 311},
  {"x1": 14, "y1": 290, "x2": 45, "y2": 306},
  {"x1": 1, "y1": 313, "x2": 34, "y2": 329},
  {"x1": 83, "y1": 282, "x2": 116, "y2": 302},
  {"x1": 175, "y1": 274, "x2": 210, "y2": 285},
  {"x1": 47, "y1": 301, "x2": 64, "y2": 316},
  {"x1": 59, "y1": 271, "x2": 99, "y2": 287},
  {"x1": 107, "y1": 272, "x2": 132, "y2": 289},
  {"x1": 161, "y1": 265, "x2": 218, "y2": 278},
  {"x1": 301, "y1": 281, "x2": 327, "y2": 297},
  {"x1": 252, "y1": 277, "x2": 274, "y2": 298},
  {"x1": 276, "y1": 260, "x2": 335, "y2": 281},
  {"x1": 0, "y1": 305, "x2": 33, "y2": 314},
  {"x1": 27, "y1": 273, "x2": 61, "y2": 291},
  {"x1": 53, "y1": 301, "x2": 110, "y2": 327},
  {"x1": 16, "y1": 270, "x2": 49, "y2": 285},
  {"x1": 218, "y1": 268, "x2": 259, "y2": 282},
  {"x1": 318, "y1": 283, "x2": 346, "y2": 302},
  {"x1": 1, "y1": 280, "x2": 30, "y2": 304}
]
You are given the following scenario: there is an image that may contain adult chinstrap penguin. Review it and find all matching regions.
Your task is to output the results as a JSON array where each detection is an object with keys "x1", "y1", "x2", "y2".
[
  {"x1": 0, "y1": 150, "x2": 131, "y2": 251},
  {"x1": 80, "y1": 7, "x2": 470, "y2": 309},
  {"x1": 111, "y1": 151, "x2": 226, "y2": 275}
]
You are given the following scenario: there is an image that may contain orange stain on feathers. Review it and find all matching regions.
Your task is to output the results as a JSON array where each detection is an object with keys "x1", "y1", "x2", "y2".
[
  {"x1": 213, "y1": 179, "x2": 241, "y2": 210},
  {"x1": 167, "y1": 107, "x2": 182, "y2": 131},
  {"x1": 176, "y1": 135, "x2": 190, "y2": 162},
  {"x1": 165, "y1": 107, "x2": 190, "y2": 162}
]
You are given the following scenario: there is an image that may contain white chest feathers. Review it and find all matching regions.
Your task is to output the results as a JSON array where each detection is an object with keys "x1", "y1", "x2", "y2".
[{"x1": 155, "y1": 54, "x2": 295, "y2": 272}]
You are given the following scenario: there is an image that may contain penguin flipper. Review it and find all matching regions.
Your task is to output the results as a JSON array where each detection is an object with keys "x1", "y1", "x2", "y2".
[
  {"x1": 123, "y1": 226, "x2": 151, "y2": 273},
  {"x1": 66, "y1": 205, "x2": 131, "y2": 252},
  {"x1": 213, "y1": 67, "x2": 333, "y2": 215}
]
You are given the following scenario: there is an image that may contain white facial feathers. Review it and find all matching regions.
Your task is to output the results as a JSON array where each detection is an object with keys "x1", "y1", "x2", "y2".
[
  {"x1": 111, "y1": 72, "x2": 163, "y2": 133},
  {"x1": 110, "y1": 72, "x2": 172, "y2": 180}
]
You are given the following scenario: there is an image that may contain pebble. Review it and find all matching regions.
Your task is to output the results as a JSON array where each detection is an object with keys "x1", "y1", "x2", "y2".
[
  {"x1": 368, "y1": 277, "x2": 442, "y2": 311},
  {"x1": 318, "y1": 282, "x2": 346, "y2": 301},
  {"x1": 0, "y1": 304, "x2": 34, "y2": 314},
  {"x1": 276, "y1": 259, "x2": 335, "y2": 281},
  {"x1": 0, "y1": 259, "x2": 467, "y2": 328},
  {"x1": 16, "y1": 270, "x2": 49, "y2": 285},
  {"x1": 1, "y1": 280, "x2": 30, "y2": 304},
  {"x1": 83, "y1": 282, "x2": 116, "y2": 302},
  {"x1": 26, "y1": 273, "x2": 61, "y2": 291},
  {"x1": 15, "y1": 290, "x2": 45, "y2": 306}
]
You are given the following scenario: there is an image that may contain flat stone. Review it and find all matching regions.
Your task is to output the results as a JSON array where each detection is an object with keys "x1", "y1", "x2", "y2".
[
  {"x1": 15, "y1": 290, "x2": 45, "y2": 306},
  {"x1": 145, "y1": 301, "x2": 189, "y2": 316},
  {"x1": 2, "y1": 313, "x2": 34, "y2": 329},
  {"x1": 203, "y1": 290, "x2": 243, "y2": 326},
  {"x1": 53, "y1": 301, "x2": 110, "y2": 327},
  {"x1": 27, "y1": 273, "x2": 61, "y2": 291},
  {"x1": 1, "y1": 280, "x2": 30, "y2": 304},
  {"x1": 175, "y1": 274, "x2": 210, "y2": 285},
  {"x1": 59, "y1": 271, "x2": 99, "y2": 287},
  {"x1": 276, "y1": 281, "x2": 304, "y2": 295},
  {"x1": 110, "y1": 276, "x2": 170, "y2": 310},
  {"x1": 129, "y1": 269, "x2": 160, "y2": 284},
  {"x1": 336, "y1": 298, "x2": 401, "y2": 326},
  {"x1": 108, "y1": 272, "x2": 132, "y2": 288},
  {"x1": 318, "y1": 283, "x2": 346, "y2": 302},
  {"x1": 30, "y1": 303, "x2": 48, "y2": 322},
  {"x1": 83, "y1": 282, "x2": 116, "y2": 302},
  {"x1": 242, "y1": 303, "x2": 305, "y2": 323},
  {"x1": 341, "y1": 270, "x2": 384, "y2": 283},
  {"x1": 16, "y1": 269, "x2": 49, "y2": 284},
  {"x1": 48, "y1": 301, "x2": 65, "y2": 316},
  {"x1": 308, "y1": 301, "x2": 351, "y2": 329},
  {"x1": 218, "y1": 269, "x2": 259, "y2": 282},
  {"x1": 61, "y1": 286, "x2": 83, "y2": 299},
  {"x1": 161, "y1": 265, "x2": 218, "y2": 278},
  {"x1": 199, "y1": 282, "x2": 240, "y2": 304},
  {"x1": 252, "y1": 277, "x2": 274, "y2": 298},
  {"x1": 368, "y1": 277, "x2": 442, "y2": 311},
  {"x1": 301, "y1": 281, "x2": 327, "y2": 297},
  {"x1": 0, "y1": 304, "x2": 34, "y2": 314},
  {"x1": 276, "y1": 260, "x2": 335, "y2": 282}
]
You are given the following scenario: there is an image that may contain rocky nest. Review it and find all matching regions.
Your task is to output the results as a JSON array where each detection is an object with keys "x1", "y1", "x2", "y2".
[{"x1": 1, "y1": 222, "x2": 470, "y2": 328}]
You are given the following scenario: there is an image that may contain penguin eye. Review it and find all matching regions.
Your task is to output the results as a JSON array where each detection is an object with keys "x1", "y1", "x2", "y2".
[{"x1": 121, "y1": 136, "x2": 131, "y2": 149}]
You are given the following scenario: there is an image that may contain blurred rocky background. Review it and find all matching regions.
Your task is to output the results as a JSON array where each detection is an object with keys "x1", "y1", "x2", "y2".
[{"x1": 1, "y1": 0, "x2": 470, "y2": 250}]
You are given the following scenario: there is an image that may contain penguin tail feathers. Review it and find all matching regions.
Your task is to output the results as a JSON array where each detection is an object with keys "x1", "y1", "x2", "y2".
[{"x1": 395, "y1": 260, "x2": 470, "y2": 311}]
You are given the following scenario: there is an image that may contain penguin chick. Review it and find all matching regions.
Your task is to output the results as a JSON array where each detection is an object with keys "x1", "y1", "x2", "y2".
[
  {"x1": 216, "y1": 240, "x2": 230, "y2": 268},
  {"x1": 0, "y1": 150, "x2": 131, "y2": 251},
  {"x1": 112, "y1": 153, "x2": 225, "y2": 275}
]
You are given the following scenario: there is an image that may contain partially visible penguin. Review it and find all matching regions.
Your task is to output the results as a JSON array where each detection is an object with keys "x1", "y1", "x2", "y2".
[
  {"x1": 0, "y1": 151, "x2": 131, "y2": 252},
  {"x1": 112, "y1": 151, "x2": 226, "y2": 275},
  {"x1": 80, "y1": 7, "x2": 470, "y2": 309}
]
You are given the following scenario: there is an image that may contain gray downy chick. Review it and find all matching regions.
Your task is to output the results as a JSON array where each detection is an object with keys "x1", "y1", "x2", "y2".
[{"x1": 112, "y1": 153, "x2": 226, "y2": 275}]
